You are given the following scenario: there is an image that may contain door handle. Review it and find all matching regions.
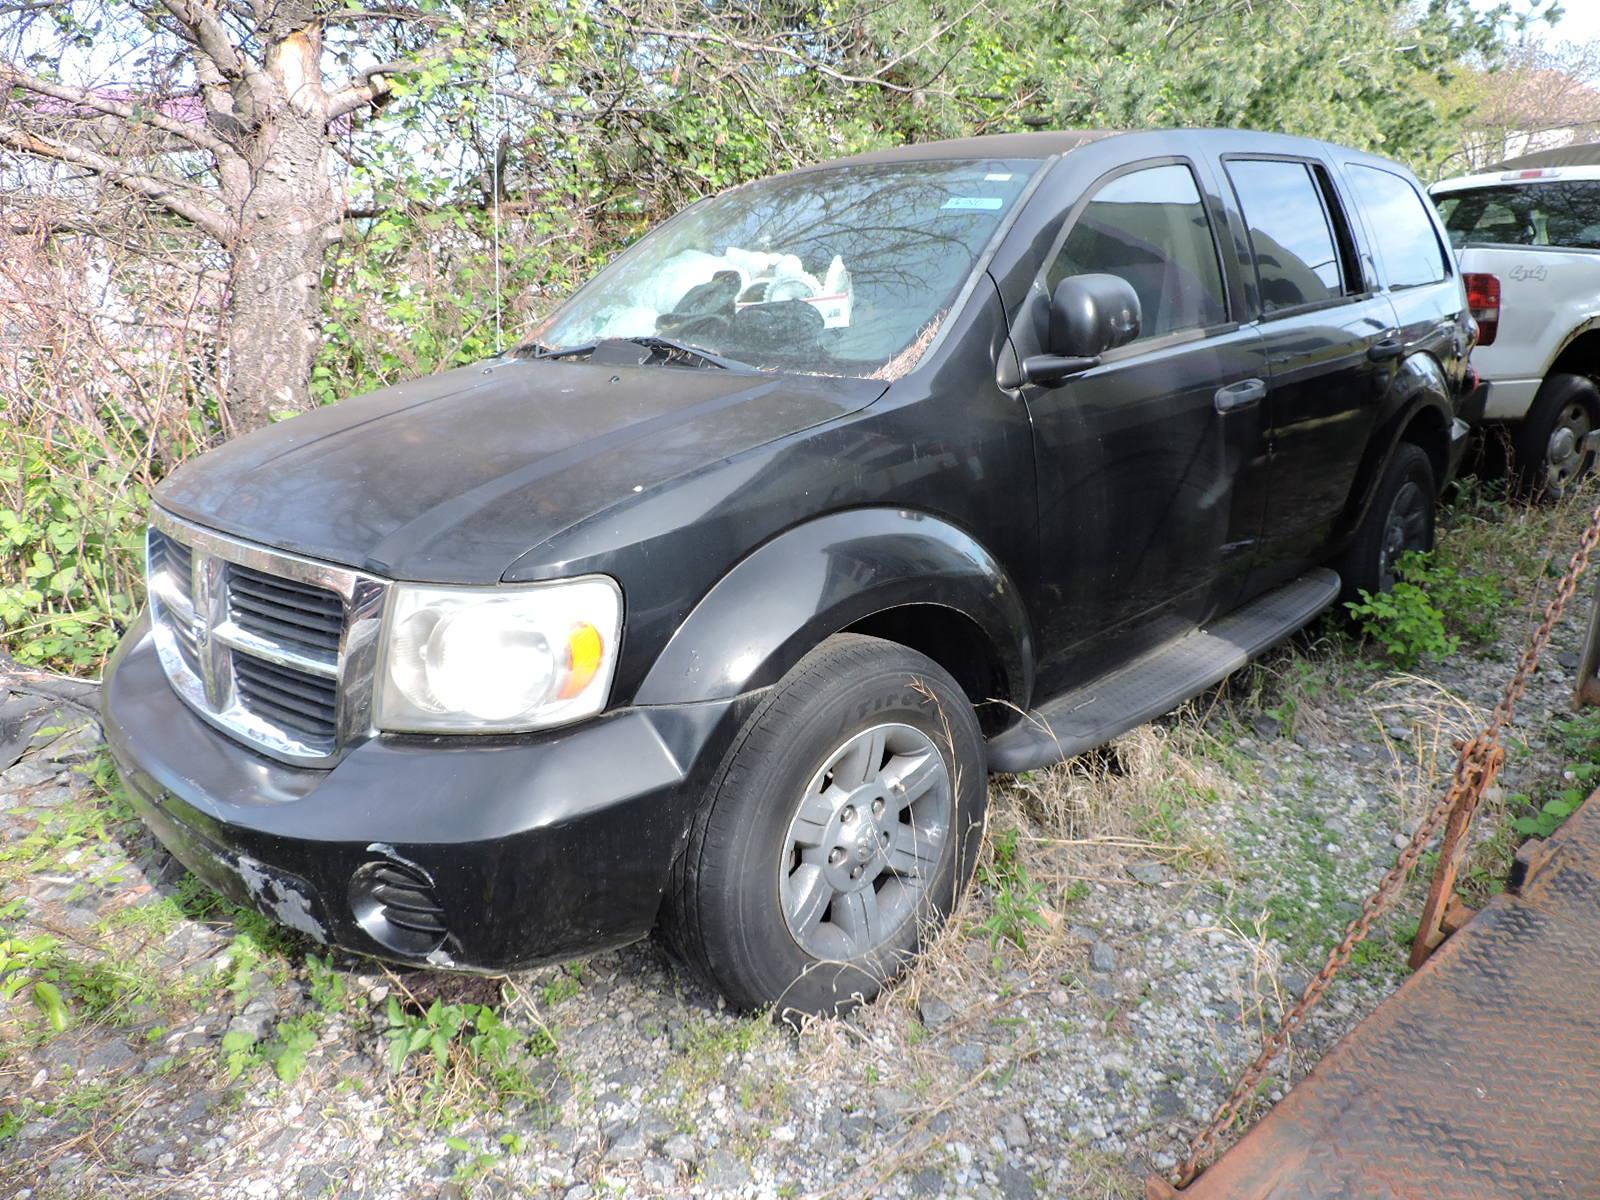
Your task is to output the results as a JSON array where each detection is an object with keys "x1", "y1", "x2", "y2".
[
  {"x1": 1368, "y1": 336, "x2": 1404, "y2": 362},
  {"x1": 1214, "y1": 377, "x2": 1266, "y2": 413}
]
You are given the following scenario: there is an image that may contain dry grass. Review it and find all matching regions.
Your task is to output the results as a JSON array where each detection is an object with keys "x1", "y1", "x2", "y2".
[
  {"x1": 1366, "y1": 674, "x2": 1487, "y2": 826},
  {"x1": 787, "y1": 712, "x2": 1250, "y2": 1119}
]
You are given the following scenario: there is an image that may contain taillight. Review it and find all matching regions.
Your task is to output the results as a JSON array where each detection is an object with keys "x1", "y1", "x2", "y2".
[{"x1": 1464, "y1": 273, "x2": 1500, "y2": 347}]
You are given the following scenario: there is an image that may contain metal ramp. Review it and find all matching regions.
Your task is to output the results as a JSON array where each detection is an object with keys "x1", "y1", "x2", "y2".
[{"x1": 1176, "y1": 790, "x2": 1600, "y2": 1199}]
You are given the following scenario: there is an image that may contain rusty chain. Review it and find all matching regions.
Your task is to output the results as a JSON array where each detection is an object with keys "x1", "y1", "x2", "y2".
[{"x1": 1170, "y1": 500, "x2": 1600, "y2": 1191}]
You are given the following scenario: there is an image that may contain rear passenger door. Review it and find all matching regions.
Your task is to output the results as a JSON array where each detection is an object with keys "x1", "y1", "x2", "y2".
[
  {"x1": 1343, "y1": 161, "x2": 1467, "y2": 400},
  {"x1": 1221, "y1": 156, "x2": 1399, "y2": 583}
]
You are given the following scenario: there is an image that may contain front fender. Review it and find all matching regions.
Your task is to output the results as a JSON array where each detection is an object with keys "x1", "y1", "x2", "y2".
[
  {"x1": 633, "y1": 508, "x2": 1034, "y2": 707},
  {"x1": 1335, "y1": 352, "x2": 1454, "y2": 547}
]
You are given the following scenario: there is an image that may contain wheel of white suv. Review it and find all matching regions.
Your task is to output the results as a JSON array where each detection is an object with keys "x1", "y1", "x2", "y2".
[
  {"x1": 1335, "y1": 442, "x2": 1436, "y2": 602},
  {"x1": 1514, "y1": 373, "x2": 1600, "y2": 502},
  {"x1": 664, "y1": 634, "x2": 988, "y2": 1019}
]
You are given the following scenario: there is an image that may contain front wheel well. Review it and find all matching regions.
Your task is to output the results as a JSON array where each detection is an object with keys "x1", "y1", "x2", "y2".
[{"x1": 841, "y1": 605, "x2": 1013, "y2": 736}]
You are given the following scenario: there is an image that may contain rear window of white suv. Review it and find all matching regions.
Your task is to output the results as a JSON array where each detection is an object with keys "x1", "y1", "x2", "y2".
[{"x1": 1438, "y1": 181, "x2": 1600, "y2": 251}]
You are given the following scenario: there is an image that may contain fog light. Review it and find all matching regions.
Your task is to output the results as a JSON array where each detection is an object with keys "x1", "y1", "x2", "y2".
[{"x1": 349, "y1": 856, "x2": 448, "y2": 959}]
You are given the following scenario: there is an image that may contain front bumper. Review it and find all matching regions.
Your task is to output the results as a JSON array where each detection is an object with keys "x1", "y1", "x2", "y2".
[{"x1": 102, "y1": 613, "x2": 759, "y2": 971}]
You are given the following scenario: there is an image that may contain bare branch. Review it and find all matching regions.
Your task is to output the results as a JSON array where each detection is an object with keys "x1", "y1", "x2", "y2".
[
  {"x1": 612, "y1": 20, "x2": 918, "y2": 93},
  {"x1": 0, "y1": 63, "x2": 237, "y2": 158},
  {"x1": 326, "y1": 45, "x2": 459, "y2": 118},
  {"x1": 0, "y1": 122, "x2": 234, "y2": 242},
  {"x1": 325, "y1": 74, "x2": 391, "y2": 119},
  {"x1": 157, "y1": 0, "x2": 274, "y2": 104}
]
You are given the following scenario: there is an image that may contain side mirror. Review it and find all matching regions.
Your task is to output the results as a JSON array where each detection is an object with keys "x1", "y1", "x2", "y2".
[
  {"x1": 1020, "y1": 273, "x2": 1142, "y2": 386},
  {"x1": 1049, "y1": 273, "x2": 1141, "y2": 357}
]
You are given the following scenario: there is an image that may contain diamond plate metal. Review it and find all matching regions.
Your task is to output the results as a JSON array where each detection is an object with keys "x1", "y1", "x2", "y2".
[{"x1": 1181, "y1": 791, "x2": 1600, "y2": 1199}]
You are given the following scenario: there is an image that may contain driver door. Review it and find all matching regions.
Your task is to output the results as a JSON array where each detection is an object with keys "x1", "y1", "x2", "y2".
[{"x1": 1013, "y1": 159, "x2": 1271, "y2": 692}]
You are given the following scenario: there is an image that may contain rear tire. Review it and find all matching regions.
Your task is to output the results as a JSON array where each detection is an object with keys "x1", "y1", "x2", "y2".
[
  {"x1": 1512, "y1": 373, "x2": 1600, "y2": 502},
  {"x1": 1335, "y1": 442, "x2": 1436, "y2": 602},
  {"x1": 663, "y1": 634, "x2": 987, "y2": 1020}
]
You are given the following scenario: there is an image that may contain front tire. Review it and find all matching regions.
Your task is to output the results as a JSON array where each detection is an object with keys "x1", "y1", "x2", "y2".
[
  {"x1": 664, "y1": 634, "x2": 987, "y2": 1019},
  {"x1": 1513, "y1": 372, "x2": 1600, "y2": 502},
  {"x1": 1336, "y1": 442, "x2": 1436, "y2": 602}
]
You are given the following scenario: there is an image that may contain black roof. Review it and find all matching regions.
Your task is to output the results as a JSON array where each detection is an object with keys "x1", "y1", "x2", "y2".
[
  {"x1": 814, "y1": 130, "x2": 1118, "y2": 169},
  {"x1": 806, "y1": 127, "x2": 1410, "y2": 176},
  {"x1": 1494, "y1": 142, "x2": 1600, "y2": 171}
]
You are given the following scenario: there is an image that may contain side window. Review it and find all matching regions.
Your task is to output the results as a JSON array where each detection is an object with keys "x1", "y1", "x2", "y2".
[
  {"x1": 1347, "y1": 164, "x2": 1449, "y2": 288},
  {"x1": 1046, "y1": 163, "x2": 1227, "y2": 342},
  {"x1": 1225, "y1": 159, "x2": 1344, "y2": 314}
]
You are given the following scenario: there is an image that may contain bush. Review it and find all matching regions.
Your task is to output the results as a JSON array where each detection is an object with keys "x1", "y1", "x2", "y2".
[
  {"x1": 0, "y1": 428, "x2": 150, "y2": 671},
  {"x1": 1345, "y1": 550, "x2": 1503, "y2": 669},
  {"x1": 2, "y1": 228, "x2": 218, "y2": 675}
]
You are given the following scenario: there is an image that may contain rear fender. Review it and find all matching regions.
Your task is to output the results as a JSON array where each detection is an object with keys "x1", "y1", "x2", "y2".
[
  {"x1": 1334, "y1": 352, "x2": 1454, "y2": 548},
  {"x1": 633, "y1": 508, "x2": 1034, "y2": 709}
]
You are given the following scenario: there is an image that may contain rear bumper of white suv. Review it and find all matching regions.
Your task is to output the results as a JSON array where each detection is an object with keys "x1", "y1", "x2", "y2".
[{"x1": 1479, "y1": 377, "x2": 1543, "y2": 420}]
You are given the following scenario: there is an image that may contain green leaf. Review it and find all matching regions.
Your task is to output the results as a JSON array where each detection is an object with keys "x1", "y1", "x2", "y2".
[{"x1": 32, "y1": 980, "x2": 68, "y2": 1031}]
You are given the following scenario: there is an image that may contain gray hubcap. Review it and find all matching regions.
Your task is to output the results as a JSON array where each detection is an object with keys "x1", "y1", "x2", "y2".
[
  {"x1": 1546, "y1": 402, "x2": 1594, "y2": 491},
  {"x1": 779, "y1": 723, "x2": 951, "y2": 960},
  {"x1": 1378, "y1": 479, "x2": 1429, "y2": 591}
]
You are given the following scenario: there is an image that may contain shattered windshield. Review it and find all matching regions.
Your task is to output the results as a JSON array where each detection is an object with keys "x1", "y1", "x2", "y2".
[{"x1": 534, "y1": 158, "x2": 1040, "y2": 376}]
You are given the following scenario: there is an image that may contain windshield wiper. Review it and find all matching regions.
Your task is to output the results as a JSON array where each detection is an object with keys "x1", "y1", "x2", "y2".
[
  {"x1": 625, "y1": 335, "x2": 755, "y2": 371},
  {"x1": 521, "y1": 336, "x2": 757, "y2": 372}
]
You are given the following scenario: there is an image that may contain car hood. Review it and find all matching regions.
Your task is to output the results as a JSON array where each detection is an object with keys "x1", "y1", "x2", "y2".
[{"x1": 157, "y1": 358, "x2": 887, "y2": 583}]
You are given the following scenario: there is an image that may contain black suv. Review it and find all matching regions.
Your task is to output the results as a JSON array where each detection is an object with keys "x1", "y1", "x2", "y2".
[{"x1": 104, "y1": 129, "x2": 1473, "y2": 1016}]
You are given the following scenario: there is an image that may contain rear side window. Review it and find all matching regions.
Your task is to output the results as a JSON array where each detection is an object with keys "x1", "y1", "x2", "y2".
[
  {"x1": 1225, "y1": 159, "x2": 1344, "y2": 314},
  {"x1": 1047, "y1": 162, "x2": 1227, "y2": 342},
  {"x1": 1347, "y1": 164, "x2": 1449, "y2": 288},
  {"x1": 1436, "y1": 181, "x2": 1600, "y2": 251}
]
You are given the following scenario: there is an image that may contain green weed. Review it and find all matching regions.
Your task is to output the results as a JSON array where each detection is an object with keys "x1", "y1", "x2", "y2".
[
  {"x1": 1346, "y1": 550, "x2": 1502, "y2": 668},
  {"x1": 540, "y1": 965, "x2": 582, "y2": 1007},
  {"x1": 382, "y1": 997, "x2": 555, "y2": 1118},
  {"x1": 0, "y1": 933, "x2": 69, "y2": 1031},
  {"x1": 220, "y1": 1029, "x2": 262, "y2": 1081},
  {"x1": 977, "y1": 828, "x2": 1049, "y2": 951},
  {"x1": 264, "y1": 1014, "x2": 321, "y2": 1084},
  {"x1": 59, "y1": 957, "x2": 157, "y2": 1023},
  {"x1": 1510, "y1": 780, "x2": 1591, "y2": 840},
  {"x1": 306, "y1": 954, "x2": 347, "y2": 1013}
]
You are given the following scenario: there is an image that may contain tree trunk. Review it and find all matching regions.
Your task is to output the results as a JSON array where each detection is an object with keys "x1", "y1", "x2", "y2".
[{"x1": 221, "y1": 25, "x2": 340, "y2": 435}]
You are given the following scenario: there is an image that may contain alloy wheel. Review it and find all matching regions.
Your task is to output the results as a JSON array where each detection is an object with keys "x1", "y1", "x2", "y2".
[
  {"x1": 1378, "y1": 479, "x2": 1430, "y2": 592},
  {"x1": 779, "y1": 722, "x2": 952, "y2": 960},
  {"x1": 1545, "y1": 402, "x2": 1595, "y2": 494}
]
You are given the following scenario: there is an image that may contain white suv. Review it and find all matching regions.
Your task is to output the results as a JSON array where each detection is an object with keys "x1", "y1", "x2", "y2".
[{"x1": 1431, "y1": 158, "x2": 1600, "y2": 496}]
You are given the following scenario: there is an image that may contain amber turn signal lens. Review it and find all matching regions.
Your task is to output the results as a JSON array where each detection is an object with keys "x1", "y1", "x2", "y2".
[{"x1": 560, "y1": 623, "x2": 604, "y2": 699}]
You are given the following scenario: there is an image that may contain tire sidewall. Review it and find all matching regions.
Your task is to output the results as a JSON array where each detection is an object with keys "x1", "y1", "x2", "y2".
[
  {"x1": 707, "y1": 642, "x2": 986, "y2": 1017},
  {"x1": 1341, "y1": 442, "x2": 1435, "y2": 600},
  {"x1": 1516, "y1": 373, "x2": 1600, "y2": 501}
]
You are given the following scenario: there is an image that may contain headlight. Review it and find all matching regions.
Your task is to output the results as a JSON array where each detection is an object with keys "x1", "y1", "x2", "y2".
[{"x1": 375, "y1": 577, "x2": 623, "y2": 733}]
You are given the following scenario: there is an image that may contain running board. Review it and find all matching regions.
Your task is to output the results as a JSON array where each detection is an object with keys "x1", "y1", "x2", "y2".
[{"x1": 987, "y1": 568, "x2": 1342, "y2": 774}]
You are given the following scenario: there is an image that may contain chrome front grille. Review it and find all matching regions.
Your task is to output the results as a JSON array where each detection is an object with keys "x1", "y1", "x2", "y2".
[
  {"x1": 147, "y1": 529, "x2": 193, "y2": 601},
  {"x1": 232, "y1": 653, "x2": 340, "y2": 742},
  {"x1": 145, "y1": 509, "x2": 389, "y2": 765},
  {"x1": 226, "y1": 563, "x2": 344, "y2": 657}
]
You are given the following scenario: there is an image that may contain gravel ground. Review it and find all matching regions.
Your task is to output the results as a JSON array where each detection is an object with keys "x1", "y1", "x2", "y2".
[{"x1": 4, "y1": 496, "x2": 1596, "y2": 1200}]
